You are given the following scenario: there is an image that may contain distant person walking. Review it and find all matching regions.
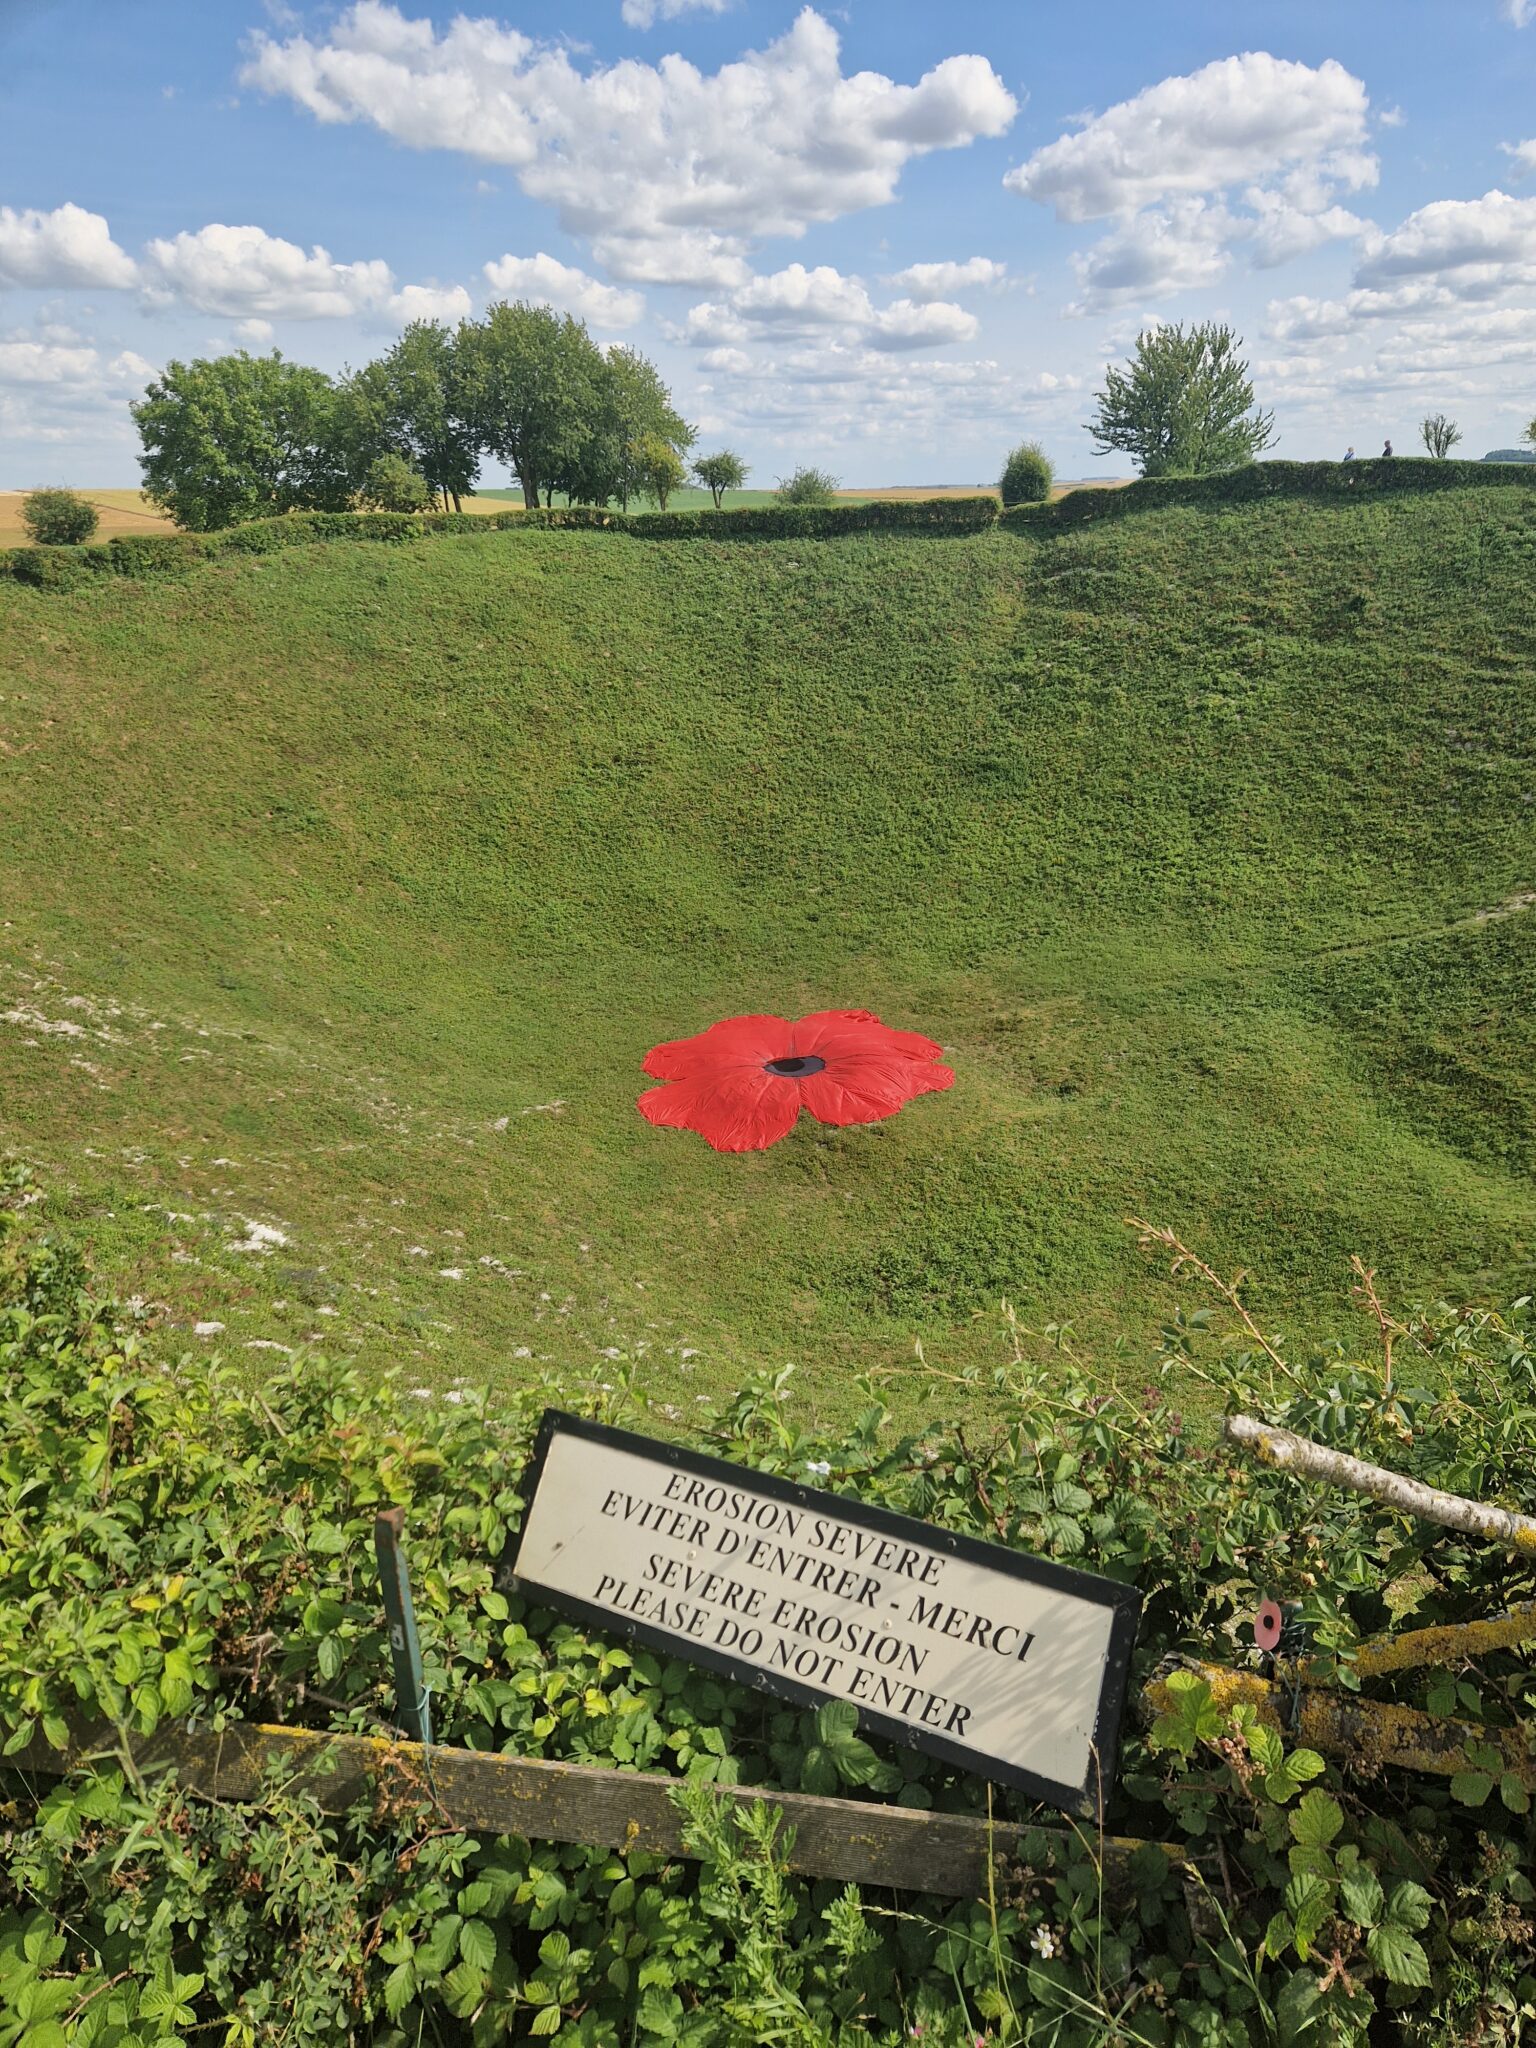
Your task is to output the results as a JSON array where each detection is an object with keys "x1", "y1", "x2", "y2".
[
  {"x1": 1382, "y1": 439, "x2": 1393, "y2": 458},
  {"x1": 1343, "y1": 445, "x2": 1356, "y2": 463}
]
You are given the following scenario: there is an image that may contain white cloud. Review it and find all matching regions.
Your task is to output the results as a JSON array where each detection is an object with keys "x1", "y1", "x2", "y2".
[
  {"x1": 1355, "y1": 188, "x2": 1536, "y2": 294},
  {"x1": 387, "y1": 281, "x2": 474, "y2": 322},
  {"x1": 482, "y1": 252, "x2": 643, "y2": 327},
  {"x1": 1067, "y1": 199, "x2": 1234, "y2": 310},
  {"x1": 141, "y1": 222, "x2": 466, "y2": 324},
  {"x1": 1506, "y1": 0, "x2": 1535, "y2": 24},
  {"x1": 1503, "y1": 138, "x2": 1536, "y2": 175},
  {"x1": 0, "y1": 203, "x2": 138, "y2": 289},
  {"x1": 0, "y1": 340, "x2": 102, "y2": 384},
  {"x1": 243, "y1": 4, "x2": 1017, "y2": 288},
  {"x1": 236, "y1": 317, "x2": 275, "y2": 342},
  {"x1": 1007, "y1": 52, "x2": 1372, "y2": 222},
  {"x1": 621, "y1": 0, "x2": 729, "y2": 27},
  {"x1": 884, "y1": 255, "x2": 1005, "y2": 299},
  {"x1": 680, "y1": 261, "x2": 978, "y2": 353}
]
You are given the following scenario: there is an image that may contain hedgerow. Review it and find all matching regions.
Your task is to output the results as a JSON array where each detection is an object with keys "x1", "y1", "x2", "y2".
[
  {"x1": 0, "y1": 497, "x2": 999, "y2": 589},
  {"x1": 1003, "y1": 457, "x2": 1536, "y2": 532},
  {"x1": 3, "y1": 1166, "x2": 1535, "y2": 2043}
]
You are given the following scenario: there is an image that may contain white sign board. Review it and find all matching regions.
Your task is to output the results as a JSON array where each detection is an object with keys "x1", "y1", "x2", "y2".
[{"x1": 511, "y1": 1412, "x2": 1140, "y2": 1817}]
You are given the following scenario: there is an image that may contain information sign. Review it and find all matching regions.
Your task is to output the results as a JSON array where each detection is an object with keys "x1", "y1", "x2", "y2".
[{"x1": 511, "y1": 1412, "x2": 1141, "y2": 1817}]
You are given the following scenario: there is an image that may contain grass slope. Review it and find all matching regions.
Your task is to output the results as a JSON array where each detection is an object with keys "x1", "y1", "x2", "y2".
[{"x1": 1, "y1": 490, "x2": 1532, "y2": 1418}]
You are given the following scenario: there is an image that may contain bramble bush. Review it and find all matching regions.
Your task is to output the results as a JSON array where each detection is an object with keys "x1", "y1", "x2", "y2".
[{"x1": 2, "y1": 1163, "x2": 1534, "y2": 2043}]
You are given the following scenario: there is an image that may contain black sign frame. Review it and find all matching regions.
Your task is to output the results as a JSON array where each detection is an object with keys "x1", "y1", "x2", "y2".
[{"x1": 509, "y1": 1409, "x2": 1142, "y2": 1819}]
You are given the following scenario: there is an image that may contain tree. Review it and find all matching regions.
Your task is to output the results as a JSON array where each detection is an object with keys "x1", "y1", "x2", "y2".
[
  {"x1": 693, "y1": 450, "x2": 749, "y2": 508},
  {"x1": 775, "y1": 466, "x2": 839, "y2": 505},
  {"x1": 566, "y1": 347, "x2": 693, "y2": 510},
  {"x1": 632, "y1": 433, "x2": 686, "y2": 510},
  {"x1": 343, "y1": 322, "x2": 479, "y2": 512},
  {"x1": 1420, "y1": 413, "x2": 1463, "y2": 460},
  {"x1": 132, "y1": 352, "x2": 354, "y2": 531},
  {"x1": 359, "y1": 453, "x2": 433, "y2": 513},
  {"x1": 1087, "y1": 322, "x2": 1276, "y2": 478},
  {"x1": 999, "y1": 441, "x2": 1053, "y2": 506},
  {"x1": 454, "y1": 302, "x2": 606, "y2": 510},
  {"x1": 21, "y1": 489, "x2": 98, "y2": 545}
]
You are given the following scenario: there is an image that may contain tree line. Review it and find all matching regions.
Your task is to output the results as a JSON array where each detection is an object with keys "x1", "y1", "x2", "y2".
[{"x1": 131, "y1": 303, "x2": 749, "y2": 533}]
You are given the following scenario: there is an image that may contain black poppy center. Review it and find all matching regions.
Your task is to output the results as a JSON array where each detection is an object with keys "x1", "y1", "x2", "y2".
[{"x1": 763, "y1": 1054, "x2": 826, "y2": 1078}]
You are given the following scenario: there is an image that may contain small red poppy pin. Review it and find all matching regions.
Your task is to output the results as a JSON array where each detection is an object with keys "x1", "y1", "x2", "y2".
[{"x1": 637, "y1": 1008, "x2": 954, "y2": 1152}]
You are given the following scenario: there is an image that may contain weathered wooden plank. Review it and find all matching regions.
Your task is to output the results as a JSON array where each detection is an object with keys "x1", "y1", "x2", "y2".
[
  {"x1": 10, "y1": 1723, "x2": 1188, "y2": 1898},
  {"x1": 1141, "y1": 1660, "x2": 1536, "y2": 1788}
]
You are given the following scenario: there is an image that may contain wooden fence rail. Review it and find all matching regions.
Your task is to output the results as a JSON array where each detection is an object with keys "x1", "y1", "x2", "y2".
[{"x1": 11, "y1": 1722, "x2": 1188, "y2": 1900}]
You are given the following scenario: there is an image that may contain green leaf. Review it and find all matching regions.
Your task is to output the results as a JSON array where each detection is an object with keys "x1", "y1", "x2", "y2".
[
  {"x1": 1500, "y1": 1773, "x2": 1531, "y2": 1815},
  {"x1": 538, "y1": 1930, "x2": 571, "y2": 1970},
  {"x1": 1283, "y1": 1875, "x2": 1332, "y2": 1960},
  {"x1": 1338, "y1": 1865, "x2": 1384, "y2": 1929},
  {"x1": 815, "y1": 1698, "x2": 859, "y2": 1746},
  {"x1": 442, "y1": 1960, "x2": 489, "y2": 2018},
  {"x1": 1263, "y1": 1910, "x2": 1295, "y2": 1960},
  {"x1": 1450, "y1": 1769, "x2": 1494, "y2": 1808},
  {"x1": 529, "y1": 2005, "x2": 563, "y2": 2036},
  {"x1": 459, "y1": 1918, "x2": 497, "y2": 1971},
  {"x1": 1366, "y1": 1922, "x2": 1431, "y2": 1988},
  {"x1": 1275, "y1": 1966, "x2": 1325, "y2": 2048},
  {"x1": 383, "y1": 1960, "x2": 417, "y2": 2020},
  {"x1": 1288, "y1": 1788, "x2": 1343, "y2": 1849},
  {"x1": 1385, "y1": 1881, "x2": 1432, "y2": 1934}
]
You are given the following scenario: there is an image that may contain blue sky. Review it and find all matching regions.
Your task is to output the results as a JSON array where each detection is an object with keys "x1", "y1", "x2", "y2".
[{"x1": 2, "y1": 0, "x2": 1534, "y2": 488}]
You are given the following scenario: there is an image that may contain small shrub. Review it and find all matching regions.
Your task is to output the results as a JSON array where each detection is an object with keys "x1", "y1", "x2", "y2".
[
  {"x1": 359, "y1": 453, "x2": 433, "y2": 513},
  {"x1": 21, "y1": 488, "x2": 98, "y2": 546},
  {"x1": 774, "y1": 465, "x2": 840, "y2": 506},
  {"x1": 999, "y1": 441, "x2": 1054, "y2": 506}
]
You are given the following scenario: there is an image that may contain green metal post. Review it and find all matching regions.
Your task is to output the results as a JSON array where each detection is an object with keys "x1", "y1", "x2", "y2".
[{"x1": 374, "y1": 1506, "x2": 431, "y2": 1744}]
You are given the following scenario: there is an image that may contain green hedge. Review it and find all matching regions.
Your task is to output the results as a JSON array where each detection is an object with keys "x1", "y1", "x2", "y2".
[
  {"x1": 0, "y1": 497, "x2": 998, "y2": 591},
  {"x1": 1005, "y1": 457, "x2": 1536, "y2": 532}
]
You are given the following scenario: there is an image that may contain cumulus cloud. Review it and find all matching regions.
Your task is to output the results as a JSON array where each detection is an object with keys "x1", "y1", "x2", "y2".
[
  {"x1": 0, "y1": 203, "x2": 138, "y2": 289},
  {"x1": 1503, "y1": 138, "x2": 1536, "y2": 175},
  {"x1": 1008, "y1": 52, "x2": 1372, "y2": 221},
  {"x1": 680, "y1": 261, "x2": 979, "y2": 354},
  {"x1": 140, "y1": 222, "x2": 467, "y2": 324},
  {"x1": 483, "y1": 252, "x2": 643, "y2": 326},
  {"x1": 884, "y1": 255, "x2": 1006, "y2": 299},
  {"x1": 1355, "y1": 189, "x2": 1536, "y2": 294},
  {"x1": 1010, "y1": 51, "x2": 1374, "y2": 310},
  {"x1": 243, "y1": 4, "x2": 1017, "y2": 287},
  {"x1": 621, "y1": 0, "x2": 729, "y2": 27},
  {"x1": 1506, "y1": 0, "x2": 1535, "y2": 24},
  {"x1": 1067, "y1": 199, "x2": 1234, "y2": 309}
]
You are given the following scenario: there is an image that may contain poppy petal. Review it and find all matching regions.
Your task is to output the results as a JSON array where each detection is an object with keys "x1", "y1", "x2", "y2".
[
  {"x1": 792, "y1": 1010, "x2": 946, "y2": 1064},
  {"x1": 799, "y1": 1055, "x2": 955, "y2": 1128},
  {"x1": 637, "y1": 1071, "x2": 802, "y2": 1152},
  {"x1": 643, "y1": 1013, "x2": 793, "y2": 1081}
]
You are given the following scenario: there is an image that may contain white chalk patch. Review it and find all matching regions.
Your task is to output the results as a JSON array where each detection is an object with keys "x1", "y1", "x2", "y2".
[
  {"x1": 194, "y1": 1321, "x2": 225, "y2": 1337},
  {"x1": 438, "y1": 1268, "x2": 465, "y2": 1280},
  {"x1": 230, "y1": 1219, "x2": 288, "y2": 1254},
  {"x1": 245, "y1": 1339, "x2": 293, "y2": 1354}
]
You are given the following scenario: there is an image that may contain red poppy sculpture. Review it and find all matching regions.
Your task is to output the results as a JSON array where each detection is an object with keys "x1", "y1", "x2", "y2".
[{"x1": 637, "y1": 1009, "x2": 953, "y2": 1152}]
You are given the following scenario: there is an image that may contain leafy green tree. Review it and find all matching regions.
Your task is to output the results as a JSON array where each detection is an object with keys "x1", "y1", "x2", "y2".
[
  {"x1": 1088, "y1": 322, "x2": 1276, "y2": 478},
  {"x1": 775, "y1": 466, "x2": 839, "y2": 505},
  {"x1": 566, "y1": 347, "x2": 693, "y2": 510},
  {"x1": 21, "y1": 489, "x2": 98, "y2": 545},
  {"x1": 132, "y1": 352, "x2": 353, "y2": 531},
  {"x1": 632, "y1": 432, "x2": 687, "y2": 510},
  {"x1": 999, "y1": 441, "x2": 1053, "y2": 506},
  {"x1": 1419, "y1": 413, "x2": 1462, "y2": 460},
  {"x1": 343, "y1": 323, "x2": 480, "y2": 512},
  {"x1": 359, "y1": 453, "x2": 433, "y2": 513},
  {"x1": 692, "y1": 450, "x2": 749, "y2": 508},
  {"x1": 454, "y1": 302, "x2": 605, "y2": 510}
]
